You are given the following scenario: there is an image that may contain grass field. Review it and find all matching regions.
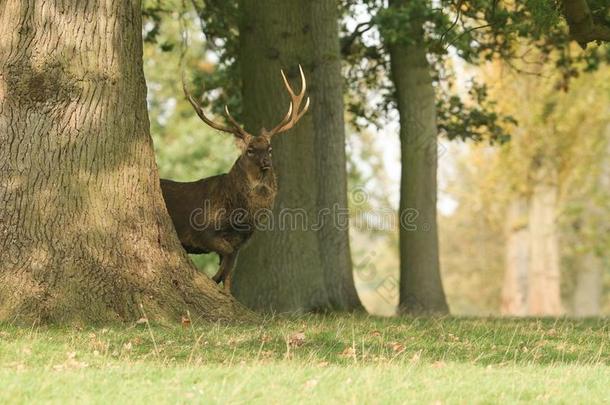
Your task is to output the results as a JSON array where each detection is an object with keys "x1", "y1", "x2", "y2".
[{"x1": 1, "y1": 315, "x2": 609, "y2": 404}]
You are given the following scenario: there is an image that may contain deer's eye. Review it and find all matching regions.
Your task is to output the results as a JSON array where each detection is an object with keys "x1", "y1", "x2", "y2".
[{"x1": 247, "y1": 149, "x2": 254, "y2": 156}]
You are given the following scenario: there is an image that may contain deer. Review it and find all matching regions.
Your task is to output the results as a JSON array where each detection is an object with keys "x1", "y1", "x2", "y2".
[{"x1": 160, "y1": 65, "x2": 310, "y2": 292}]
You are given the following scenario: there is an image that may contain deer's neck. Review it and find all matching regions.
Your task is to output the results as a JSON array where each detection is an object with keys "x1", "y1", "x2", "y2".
[{"x1": 227, "y1": 159, "x2": 277, "y2": 207}]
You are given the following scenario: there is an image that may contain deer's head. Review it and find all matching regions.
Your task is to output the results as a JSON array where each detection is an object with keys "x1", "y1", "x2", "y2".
[{"x1": 183, "y1": 65, "x2": 310, "y2": 176}]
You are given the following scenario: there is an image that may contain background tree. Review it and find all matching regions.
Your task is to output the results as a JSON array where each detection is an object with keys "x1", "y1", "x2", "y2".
[
  {"x1": 439, "y1": 56, "x2": 610, "y2": 316},
  {"x1": 339, "y1": 0, "x2": 609, "y2": 314},
  {"x1": 0, "y1": 0, "x2": 250, "y2": 323},
  {"x1": 384, "y1": 0, "x2": 449, "y2": 313},
  {"x1": 142, "y1": 0, "x2": 363, "y2": 312},
  {"x1": 229, "y1": 0, "x2": 363, "y2": 312}
]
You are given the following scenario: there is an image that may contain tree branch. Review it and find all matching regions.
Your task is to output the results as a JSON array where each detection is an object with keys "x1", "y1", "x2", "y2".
[
  {"x1": 341, "y1": 21, "x2": 374, "y2": 56},
  {"x1": 561, "y1": 0, "x2": 610, "y2": 48}
]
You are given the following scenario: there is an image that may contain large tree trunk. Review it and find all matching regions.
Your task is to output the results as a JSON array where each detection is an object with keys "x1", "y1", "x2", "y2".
[
  {"x1": 232, "y1": 0, "x2": 362, "y2": 312},
  {"x1": 387, "y1": 0, "x2": 449, "y2": 314},
  {"x1": 527, "y1": 173, "x2": 562, "y2": 315},
  {"x1": 0, "y1": 0, "x2": 251, "y2": 324},
  {"x1": 501, "y1": 197, "x2": 530, "y2": 315}
]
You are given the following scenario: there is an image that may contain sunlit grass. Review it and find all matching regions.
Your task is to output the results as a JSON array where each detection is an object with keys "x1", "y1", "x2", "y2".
[{"x1": 1, "y1": 315, "x2": 609, "y2": 403}]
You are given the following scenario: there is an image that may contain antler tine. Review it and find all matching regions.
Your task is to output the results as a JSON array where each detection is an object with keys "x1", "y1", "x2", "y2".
[
  {"x1": 280, "y1": 64, "x2": 307, "y2": 101},
  {"x1": 297, "y1": 64, "x2": 307, "y2": 97},
  {"x1": 182, "y1": 76, "x2": 250, "y2": 139},
  {"x1": 224, "y1": 106, "x2": 251, "y2": 139},
  {"x1": 270, "y1": 64, "x2": 310, "y2": 137},
  {"x1": 295, "y1": 96, "x2": 310, "y2": 121},
  {"x1": 267, "y1": 102, "x2": 294, "y2": 135}
]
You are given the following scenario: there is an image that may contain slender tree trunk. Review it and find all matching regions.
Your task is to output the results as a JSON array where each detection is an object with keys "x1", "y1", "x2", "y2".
[
  {"x1": 527, "y1": 172, "x2": 562, "y2": 315},
  {"x1": 571, "y1": 127, "x2": 610, "y2": 317},
  {"x1": 501, "y1": 197, "x2": 530, "y2": 315},
  {"x1": 387, "y1": 0, "x2": 449, "y2": 314},
  {"x1": 571, "y1": 254, "x2": 602, "y2": 317},
  {"x1": 232, "y1": 0, "x2": 362, "y2": 312},
  {"x1": 0, "y1": 0, "x2": 252, "y2": 324}
]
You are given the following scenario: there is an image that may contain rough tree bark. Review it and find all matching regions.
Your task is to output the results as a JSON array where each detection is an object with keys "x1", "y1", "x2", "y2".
[
  {"x1": 232, "y1": 0, "x2": 362, "y2": 312},
  {"x1": 0, "y1": 0, "x2": 252, "y2": 324},
  {"x1": 386, "y1": 0, "x2": 449, "y2": 314}
]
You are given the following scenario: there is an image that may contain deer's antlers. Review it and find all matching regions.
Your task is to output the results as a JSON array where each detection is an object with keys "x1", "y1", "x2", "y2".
[
  {"x1": 182, "y1": 77, "x2": 252, "y2": 141},
  {"x1": 183, "y1": 65, "x2": 309, "y2": 140},
  {"x1": 266, "y1": 65, "x2": 310, "y2": 138}
]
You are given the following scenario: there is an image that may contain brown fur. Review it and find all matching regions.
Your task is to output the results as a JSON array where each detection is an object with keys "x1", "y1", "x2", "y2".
[{"x1": 160, "y1": 136, "x2": 277, "y2": 290}]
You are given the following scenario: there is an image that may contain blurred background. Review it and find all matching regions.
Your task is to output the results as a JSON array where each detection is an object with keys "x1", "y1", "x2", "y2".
[{"x1": 143, "y1": 1, "x2": 610, "y2": 317}]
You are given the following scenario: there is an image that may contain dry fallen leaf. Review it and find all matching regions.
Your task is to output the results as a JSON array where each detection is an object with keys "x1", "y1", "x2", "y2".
[
  {"x1": 181, "y1": 316, "x2": 191, "y2": 328},
  {"x1": 136, "y1": 318, "x2": 148, "y2": 325},
  {"x1": 432, "y1": 360, "x2": 446, "y2": 369},
  {"x1": 340, "y1": 347, "x2": 357, "y2": 359},
  {"x1": 389, "y1": 342, "x2": 405, "y2": 354},
  {"x1": 288, "y1": 332, "x2": 306, "y2": 348},
  {"x1": 317, "y1": 361, "x2": 329, "y2": 368},
  {"x1": 370, "y1": 330, "x2": 382, "y2": 338},
  {"x1": 410, "y1": 351, "x2": 422, "y2": 364}
]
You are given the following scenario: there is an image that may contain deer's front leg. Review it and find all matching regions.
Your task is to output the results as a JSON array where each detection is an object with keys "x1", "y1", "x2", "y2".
[
  {"x1": 212, "y1": 255, "x2": 224, "y2": 284},
  {"x1": 204, "y1": 237, "x2": 233, "y2": 283},
  {"x1": 213, "y1": 251, "x2": 238, "y2": 292}
]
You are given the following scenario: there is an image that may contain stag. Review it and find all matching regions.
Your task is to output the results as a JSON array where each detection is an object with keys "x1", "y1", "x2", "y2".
[{"x1": 161, "y1": 66, "x2": 310, "y2": 291}]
